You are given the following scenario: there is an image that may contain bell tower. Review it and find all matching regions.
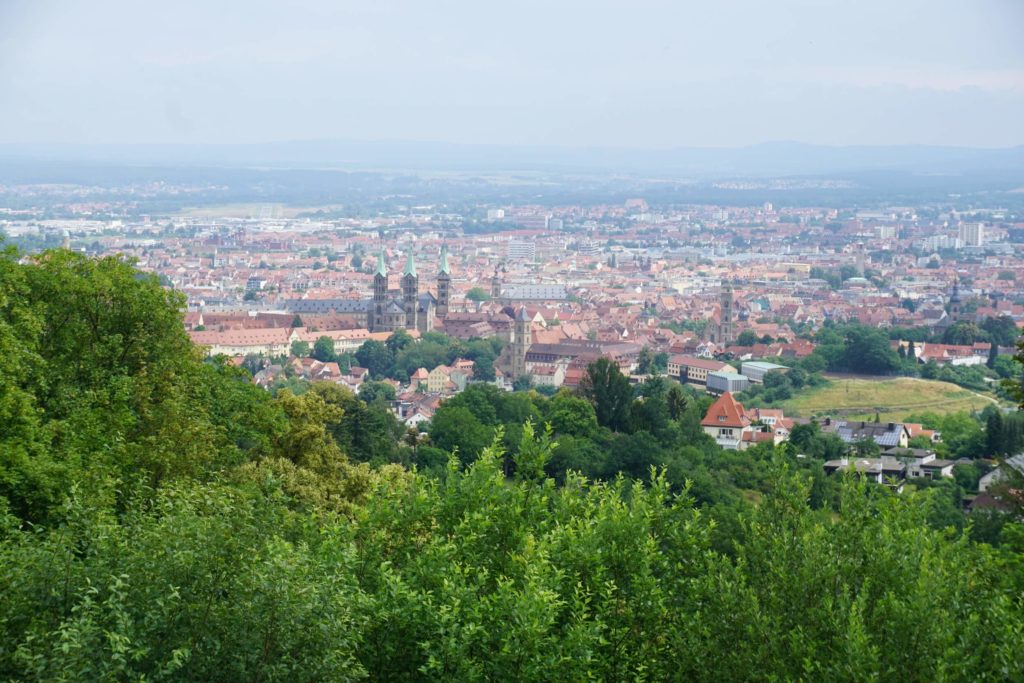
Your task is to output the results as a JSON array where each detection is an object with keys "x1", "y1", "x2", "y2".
[
  {"x1": 949, "y1": 277, "x2": 962, "y2": 322},
  {"x1": 401, "y1": 248, "x2": 419, "y2": 331},
  {"x1": 512, "y1": 306, "x2": 531, "y2": 380},
  {"x1": 720, "y1": 282, "x2": 735, "y2": 344},
  {"x1": 372, "y1": 246, "x2": 388, "y2": 332},
  {"x1": 437, "y1": 244, "x2": 451, "y2": 317}
]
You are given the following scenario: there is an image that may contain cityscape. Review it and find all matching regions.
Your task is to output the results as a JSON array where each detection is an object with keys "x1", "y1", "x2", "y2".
[
  {"x1": 2, "y1": 0, "x2": 1023, "y2": 679},
  {"x1": 4, "y1": 173, "x2": 1022, "y2": 482}
]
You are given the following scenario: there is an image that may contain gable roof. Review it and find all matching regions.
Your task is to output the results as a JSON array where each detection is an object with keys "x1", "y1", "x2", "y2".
[{"x1": 701, "y1": 392, "x2": 751, "y2": 429}]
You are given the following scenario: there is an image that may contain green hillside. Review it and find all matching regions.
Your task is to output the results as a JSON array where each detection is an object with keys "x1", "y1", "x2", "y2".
[{"x1": 779, "y1": 377, "x2": 1000, "y2": 421}]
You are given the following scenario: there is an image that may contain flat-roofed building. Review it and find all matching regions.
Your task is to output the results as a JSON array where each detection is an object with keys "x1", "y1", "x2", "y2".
[
  {"x1": 741, "y1": 361, "x2": 789, "y2": 384},
  {"x1": 669, "y1": 355, "x2": 736, "y2": 386},
  {"x1": 706, "y1": 370, "x2": 749, "y2": 395}
]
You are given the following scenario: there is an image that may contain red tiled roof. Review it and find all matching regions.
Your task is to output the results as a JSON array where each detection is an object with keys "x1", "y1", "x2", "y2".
[{"x1": 701, "y1": 392, "x2": 751, "y2": 429}]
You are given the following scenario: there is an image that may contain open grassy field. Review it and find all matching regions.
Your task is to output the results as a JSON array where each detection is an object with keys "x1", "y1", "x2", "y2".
[{"x1": 778, "y1": 377, "x2": 1000, "y2": 421}]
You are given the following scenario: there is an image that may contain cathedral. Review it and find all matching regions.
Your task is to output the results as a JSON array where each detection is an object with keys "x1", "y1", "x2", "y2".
[
  {"x1": 284, "y1": 245, "x2": 451, "y2": 334},
  {"x1": 367, "y1": 245, "x2": 451, "y2": 334}
]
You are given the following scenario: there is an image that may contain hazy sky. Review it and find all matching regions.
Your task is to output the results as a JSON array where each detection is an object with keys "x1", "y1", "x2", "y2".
[{"x1": 1, "y1": 0, "x2": 1022, "y2": 148}]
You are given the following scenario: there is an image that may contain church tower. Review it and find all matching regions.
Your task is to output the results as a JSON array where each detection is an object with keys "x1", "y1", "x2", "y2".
[
  {"x1": 401, "y1": 248, "x2": 419, "y2": 331},
  {"x1": 436, "y1": 244, "x2": 451, "y2": 317},
  {"x1": 372, "y1": 246, "x2": 388, "y2": 332},
  {"x1": 512, "y1": 306, "x2": 531, "y2": 380},
  {"x1": 949, "y1": 277, "x2": 962, "y2": 322},
  {"x1": 491, "y1": 266, "x2": 502, "y2": 301},
  {"x1": 719, "y1": 282, "x2": 735, "y2": 344}
]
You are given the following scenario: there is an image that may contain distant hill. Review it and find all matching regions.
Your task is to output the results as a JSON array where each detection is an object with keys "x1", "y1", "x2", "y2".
[{"x1": 2, "y1": 139, "x2": 1023, "y2": 177}]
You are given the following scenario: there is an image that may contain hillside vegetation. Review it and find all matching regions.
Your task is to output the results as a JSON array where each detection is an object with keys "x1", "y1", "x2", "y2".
[
  {"x1": 780, "y1": 376, "x2": 999, "y2": 422},
  {"x1": 0, "y1": 248, "x2": 1022, "y2": 681}
]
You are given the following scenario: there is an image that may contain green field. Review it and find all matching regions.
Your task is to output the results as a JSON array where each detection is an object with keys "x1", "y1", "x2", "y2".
[{"x1": 778, "y1": 377, "x2": 1000, "y2": 421}]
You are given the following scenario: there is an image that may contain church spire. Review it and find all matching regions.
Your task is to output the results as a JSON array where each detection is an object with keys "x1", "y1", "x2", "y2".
[
  {"x1": 439, "y1": 244, "x2": 450, "y2": 274},
  {"x1": 403, "y1": 248, "x2": 417, "y2": 278},
  {"x1": 376, "y1": 246, "x2": 388, "y2": 276}
]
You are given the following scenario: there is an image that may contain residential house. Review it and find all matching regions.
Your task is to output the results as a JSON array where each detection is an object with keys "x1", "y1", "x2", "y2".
[
  {"x1": 821, "y1": 418, "x2": 910, "y2": 449},
  {"x1": 883, "y1": 447, "x2": 954, "y2": 479},
  {"x1": 701, "y1": 392, "x2": 753, "y2": 450}
]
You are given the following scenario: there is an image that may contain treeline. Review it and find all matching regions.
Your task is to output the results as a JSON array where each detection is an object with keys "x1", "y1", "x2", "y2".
[
  {"x1": 353, "y1": 330, "x2": 504, "y2": 383},
  {"x1": 750, "y1": 321, "x2": 1022, "y2": 395},
  {"x1": 1, "y1": 248, "x2": 1023, "y2": 681}
]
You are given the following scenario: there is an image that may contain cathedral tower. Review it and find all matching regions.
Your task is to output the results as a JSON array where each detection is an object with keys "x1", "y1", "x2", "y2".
[
  {"x1": 401, "y1": 248, "x2": 419, "y2": 331},
  {"x1": 437, "y1": 244, "x2": 451, "y2": 317},
  {"x1": 372, "y1": 246, "x2": 388, "y2": 332}
]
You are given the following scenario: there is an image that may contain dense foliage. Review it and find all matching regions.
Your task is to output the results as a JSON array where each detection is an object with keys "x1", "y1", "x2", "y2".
[
  {"x1": 1, "y1": 248, "x2": 1023, "y2": 681},
  {"x1": 354, "y1": 331, "x2": 503, "y2": 383}
]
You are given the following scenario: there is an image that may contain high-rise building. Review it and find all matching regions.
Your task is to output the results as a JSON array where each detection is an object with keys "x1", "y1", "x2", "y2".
[
  {"x1": 508, "y1": 239, "x2": 536, "y2": 261},
  {"x1": 959, "y1": 222, "x2": 985, "y2": 247}
]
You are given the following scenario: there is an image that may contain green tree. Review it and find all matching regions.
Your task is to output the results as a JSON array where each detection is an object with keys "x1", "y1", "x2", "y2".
[
  {"x1": 982, "y1": 315, "x2": 1018, "y2": 347},
  {"x1": 355, "y1": 340, "x2": 394, "y2": 378},
  {"x1": 358, "y1": 380, "x2": 396, "y2": 405},
  {"x1": 429, "y1": 405, "x2": 493, "y2": 463},
  {"x1": 986, "y1": 411, "x2": 1005, "y2": 456},
  {"x1": 636, "y1": 347, "x2": 655, "y2": 374},
  {"x1": 943, "y1": 322, "x2": 986, "y2": 346},
  {"x1": 313, "y1": 335, "x2": 336, "y2": 362},
  {"x1": 386, "y1": 329, "x2": 414, "y2": 355},
  {"x1": 545, "y1": 392, "x2": 599, "y2": 437},
  {"x1": 466, "y1": 286, "x2": 492, "y2": 302},
  {"x1": 842, "y1": 326, "x2": 900, "y2": 374},
  {"x1": 472, "y1": 354, "x2": 496, "y2": 382},
  {"x1": 579, "y1": 358, "x2": 633, "y2": 432},
  {"x1": 736, "y1": 330, "x2": 759, "y2": 346},
  {"x1": 666, "y1": 384, "x2": 689, "y2": 421},
  {"x1": 291, "y1": 339, "x2": 311, "y2": 357}
]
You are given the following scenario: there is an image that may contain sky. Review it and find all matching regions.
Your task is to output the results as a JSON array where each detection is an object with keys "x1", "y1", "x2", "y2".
[{"x1": 1, "y1": 0, "x2": 1022, "y2": 148}]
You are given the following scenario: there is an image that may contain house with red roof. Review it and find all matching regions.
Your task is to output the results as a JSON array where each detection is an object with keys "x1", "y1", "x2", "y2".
[{"x1": 701, "y1": 392, "x2": 754, "y2": 450}]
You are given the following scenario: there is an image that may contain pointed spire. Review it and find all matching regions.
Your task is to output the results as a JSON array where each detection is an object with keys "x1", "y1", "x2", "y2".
[
  {"x1": 376, "y1": 246, "x2": 388, "y2": 277},
  {"x1": 404, "y1": 248, "x2": 417, "y2": 278},
  {"x1": 517, "y1": 305, "x2": 531, "y2": 322},
  {"x1": 439, "y1": 244, "x2": 450, "y2": 275}
]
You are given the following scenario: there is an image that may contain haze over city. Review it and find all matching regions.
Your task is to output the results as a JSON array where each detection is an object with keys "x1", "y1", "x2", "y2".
[{"x1": 2, "y1": 0, "x2": 1023, "y2": 148}]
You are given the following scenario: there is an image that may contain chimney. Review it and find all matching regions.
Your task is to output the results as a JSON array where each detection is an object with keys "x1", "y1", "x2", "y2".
[{"x1": 887, "y1": 422, "x2": 895, "y2": 430}]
